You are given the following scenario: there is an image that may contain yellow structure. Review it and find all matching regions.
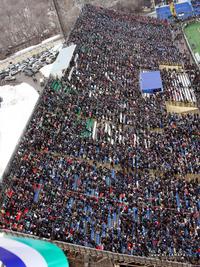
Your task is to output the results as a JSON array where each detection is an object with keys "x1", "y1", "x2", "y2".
[
  {"x1": 169, "y1": 0, "x2": 176, "y2": 17},
  {"x1": 166, "y1": 101, "x2": 199, "y2": 114},
  {"x1": 159, "y1": 64, "x2": 183, "y2": 71}
]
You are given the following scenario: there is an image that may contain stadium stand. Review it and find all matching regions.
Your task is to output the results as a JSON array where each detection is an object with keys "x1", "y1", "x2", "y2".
[
  {"x1": 156, "y1": 5, "x2": 172, "y2": 20},
  {"x1": 156, "y1": 1, "x2": 194, "y2": 20},
  {"x1": 175, "y1": 2, "x2": 193, "y2": 19},
  {"x1": 191, "y1": 0, "x2": 200, "y2": 16},
  {"x1": 0, "y1": 4, "x2": 199, "y2": 265},
  {"x1": 162, "y1": 69, "x2": 197, "y2": 103}
]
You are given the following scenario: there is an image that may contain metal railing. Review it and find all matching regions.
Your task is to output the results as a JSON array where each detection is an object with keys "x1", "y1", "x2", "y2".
[{"x1": 0, "y1": 229, "x2": 196, "y2": 267}]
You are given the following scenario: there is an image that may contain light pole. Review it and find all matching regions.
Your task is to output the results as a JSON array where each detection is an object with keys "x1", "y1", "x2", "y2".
[
  {"x1": 52, "y1": 0, "x2": 67, "y2": 40},
  {"x1": 152, "y1": 0, "x2": 156, "y2": 10}
]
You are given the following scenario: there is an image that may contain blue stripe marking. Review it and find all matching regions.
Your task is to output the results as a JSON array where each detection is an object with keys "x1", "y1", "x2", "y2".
[{"x1": 0, "y1": 247, "x2": 26, "y2": 267}]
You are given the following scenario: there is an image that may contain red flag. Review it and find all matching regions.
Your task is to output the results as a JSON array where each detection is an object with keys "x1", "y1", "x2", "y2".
[
  {"x1": 128, "y1": 242, "x2": 133, "y2": 250},
  {"x1": 16, "y1": 211, "x2": 22, "y2": 221},
  {"x1": 23, "y1": 154, "x2": 29, "y2": 161},
  {"x1": 6, "y1": 211, "x2": 10, "y2": 217},
  {"x1": 109, "y1": 187, "x2": 113, "y2": 194},
  {"x1": 96, "y1": 245, "x2": 104, "y2": 250},
  {"x1": 6, "y1": 189, "x2": 14, "y2": 198},
  {"x1": 24, "y1": 208, "x2": 29, "y2": 214}
]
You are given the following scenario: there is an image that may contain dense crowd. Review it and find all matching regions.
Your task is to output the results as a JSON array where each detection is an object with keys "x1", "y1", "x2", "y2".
[
  {"x1": 191, "y1": 0, "x2": 200, "y2": 16},
  {"x1": 0, "y1": 5, "x2": 199, "y2": 264}
]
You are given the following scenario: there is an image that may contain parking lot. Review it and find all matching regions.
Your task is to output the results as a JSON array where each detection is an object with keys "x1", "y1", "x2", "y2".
[
  {"x1": 0, "y1": 36, "x2": 64, "y2": 90},
  {"x1": 0, "y1": 36, "x2": 63, "y2": 71}
]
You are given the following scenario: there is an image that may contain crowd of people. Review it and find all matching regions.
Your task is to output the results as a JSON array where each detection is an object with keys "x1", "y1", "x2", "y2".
[
  {"x1": 0, "y1": 5, "x2": 199, "y2": 264},
  {"x1": 191, "y1": 0, "x2": 200, "y2": 16}
]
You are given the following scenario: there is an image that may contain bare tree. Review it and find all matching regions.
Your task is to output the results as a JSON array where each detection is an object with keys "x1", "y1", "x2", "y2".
[{"x1": 0, "y1": 0, "x2": 145, "y2": 53}]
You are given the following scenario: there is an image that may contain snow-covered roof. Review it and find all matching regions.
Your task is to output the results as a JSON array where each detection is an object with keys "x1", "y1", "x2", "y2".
[
  {"x1": 0, "y1": 83, "x2": 39, "y2": 179},
  {"x1": 40, "y1": 44, "x2": 76, "y2": 78}
]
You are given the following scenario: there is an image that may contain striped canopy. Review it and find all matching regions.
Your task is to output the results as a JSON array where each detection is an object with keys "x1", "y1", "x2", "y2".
[{"x1": 0, "y1": 236, "x2": 69, "y2": 267}]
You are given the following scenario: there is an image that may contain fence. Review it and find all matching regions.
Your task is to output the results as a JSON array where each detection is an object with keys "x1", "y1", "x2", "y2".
[{"x1": 0, "y1": 230, "x2": 197, "y2": 267}]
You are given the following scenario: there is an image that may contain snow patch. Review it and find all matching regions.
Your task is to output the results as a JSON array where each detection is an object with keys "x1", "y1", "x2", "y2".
[
  {"x1": 51, "y1": 43, "x2": 63, "y2": 52},
  {"x1": 41, "y1": 35, "x2": 61, "y2": 44},
  {"x1": 13, "y1": 35, "x2": 61, "y2": 57},
  {"x1": 14, "y1": 45, "x2": 37, "y2": 56},
  {"x1": 0, "y1": 83, "x2": 39, "y2": 179}
]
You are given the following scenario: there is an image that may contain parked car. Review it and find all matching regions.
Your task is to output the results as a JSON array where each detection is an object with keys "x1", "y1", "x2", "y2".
[
  {"x1": 0, "y1": 73, "x2": 8, "y2": 80},
  {"x1": 40, "y1": 57, "x2": 47, "y2": 62},
  {"x1": 24, "y1": 69, "x2": 34, "y2": 77},
  {"x1": 10, "y1": 70, "x2": 19, "y2": 76},
  {"x1": 46, "y1": 57, "x2": 54, "y2": 64},
  {"x1": 32, "y1": 67, "x2": 39, "y2": 74},
  {"x1": 5, "y1": 76, "x2": 16, "y2": 81}
]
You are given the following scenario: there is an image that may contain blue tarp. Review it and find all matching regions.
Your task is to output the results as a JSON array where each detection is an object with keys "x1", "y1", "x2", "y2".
[
  {"x1": 175, "y1": 2, "x2": 193, "y2": 19},
  {"x1": 140, "y1": 71, "x2": 163, "y2": 94},
  {"x1": 156, "y1": 1, "x2": 193, "y2": 20},
  {"x1": 156, "y1": 5, "x2": 171, "y2": 20}
]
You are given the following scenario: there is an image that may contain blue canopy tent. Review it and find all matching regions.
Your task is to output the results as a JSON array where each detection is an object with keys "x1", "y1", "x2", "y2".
[
  {"x1": 139, "y1": 70, "x2": 163, "y2": 94},
  {"x1": 156, "y1": 5, "x2": 172, "y2": 20},
  {"x1": 156, "y1": 1, "x2": 193, "y2": 20}
]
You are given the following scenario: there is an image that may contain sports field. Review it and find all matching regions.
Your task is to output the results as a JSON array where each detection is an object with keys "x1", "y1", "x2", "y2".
[{"x1": 184, "y1": 21, "x2": 200, "y2": 54}]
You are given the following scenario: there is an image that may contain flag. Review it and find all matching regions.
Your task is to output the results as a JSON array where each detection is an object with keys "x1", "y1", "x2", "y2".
[
  {"x1": 0, "y1": 236, "x2": 69, "y2": 267},
  {"x1": 33, "y1": 180, "x2": 43, "y2": 203},
  {"x1": 6, "y1": 189, "x2": 14, "y2": 198},
  {"x1": 16, "y1": 211, "x2": 22, "y2": 221},
  {"x1": 176, "y1": 192, "x2": 181, "y2": 210},
  {"x1": 111, "y1": 169, "x2": 115, "y2": 179}
]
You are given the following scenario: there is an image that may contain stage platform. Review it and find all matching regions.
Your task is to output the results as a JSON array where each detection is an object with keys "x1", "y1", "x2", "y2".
[{"x1": 140, "y1": 70, "x2": 163, "y2": 94}]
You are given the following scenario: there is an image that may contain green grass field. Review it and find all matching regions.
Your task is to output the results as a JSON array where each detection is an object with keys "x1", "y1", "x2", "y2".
[{"x1": 184, "y1": 21, "x2": 200, "y2": 55}]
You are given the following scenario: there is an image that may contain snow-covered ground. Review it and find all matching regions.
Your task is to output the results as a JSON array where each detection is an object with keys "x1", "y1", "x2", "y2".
[
  {"x1": 40, "y1": 44, "x2": 76, "y2": 78},
  {"x1": 14, "y1": 35, "x2": 61, "y2": 57},
  {"x1": 41, "y1": 35, "x2": 61, "y2": 45},
  {"x1": 0, "y1": 83, "x2": 39, "y2": 179}
]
